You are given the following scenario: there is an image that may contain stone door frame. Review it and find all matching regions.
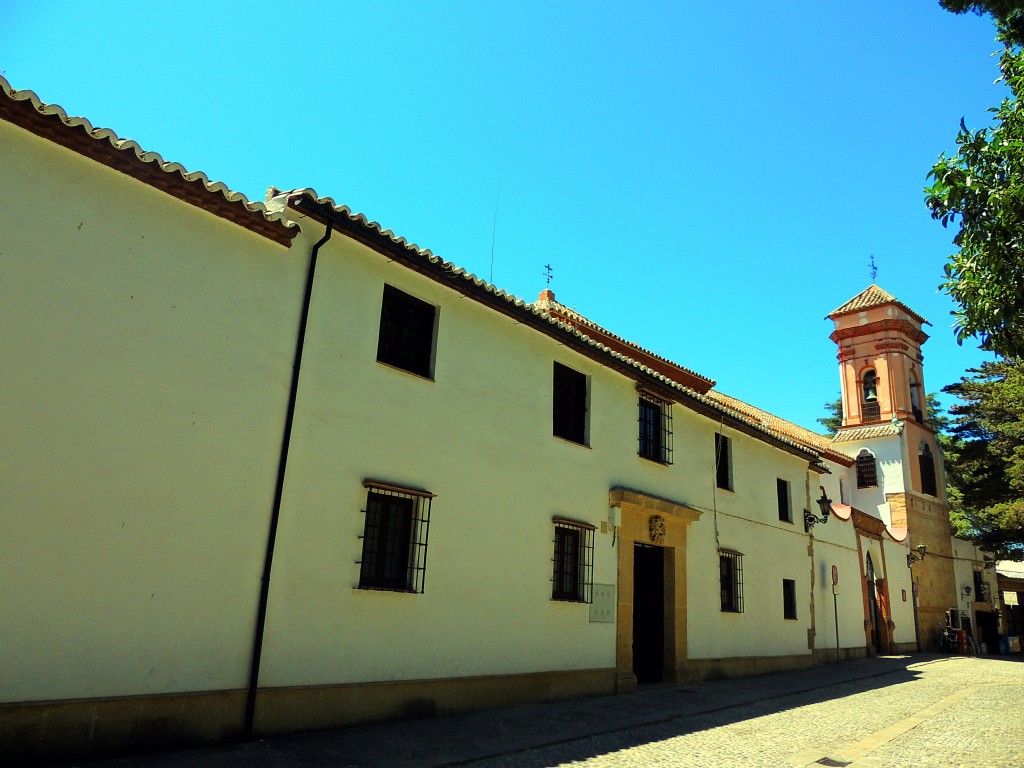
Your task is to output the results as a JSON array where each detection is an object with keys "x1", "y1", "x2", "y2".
[{"x1": 610, "y1": 487, "x2": 701, "y2": 693}]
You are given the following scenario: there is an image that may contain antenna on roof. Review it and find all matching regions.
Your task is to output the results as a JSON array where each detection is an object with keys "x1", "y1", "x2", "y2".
[
  {"x1": 544, "y1": 263, "x2": 554, "y2": 287},
  {"x1": 489, "y1": 178, "x2": 501, "y2": 285},
  {"x1": 869, "y1": 254, "x2": 878, "y2": 283}
]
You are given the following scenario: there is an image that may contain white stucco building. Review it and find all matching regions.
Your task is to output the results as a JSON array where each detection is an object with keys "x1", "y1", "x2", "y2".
[{"x1": 0, "y1": 76, "x2": 982, "y2": 763}]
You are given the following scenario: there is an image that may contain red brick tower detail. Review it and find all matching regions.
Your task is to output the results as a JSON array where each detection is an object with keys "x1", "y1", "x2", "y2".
[{"x1": 827, "y1": 285, "x2": 930, "y2": 428}]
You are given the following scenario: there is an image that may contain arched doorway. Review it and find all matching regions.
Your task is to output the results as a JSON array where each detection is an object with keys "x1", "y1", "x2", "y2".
[{"x1": 866, "y1": 553, "x2": 882, "y2": 653}]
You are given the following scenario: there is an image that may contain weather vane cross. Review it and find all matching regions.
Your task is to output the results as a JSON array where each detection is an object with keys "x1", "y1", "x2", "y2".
[
  {"x1": 869, "y1": 254, "x2": 878, "y2": 282},
  {"x1": 543, "y1": 263, "x2": 554, "y2": 287}
]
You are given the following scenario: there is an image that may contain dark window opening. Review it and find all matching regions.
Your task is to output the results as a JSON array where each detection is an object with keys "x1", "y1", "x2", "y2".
[
  {"x1": 856, "y1": 449, "x2": 878, "y2": 489},
  {"x1": 552, "y1": 519, "x2": 595, "y2": 602},
  {"x1": 974, "y1": 570, "x2": 992, "y2": 603},
  {"x1": 720, "y1": 550, "x2": 744, "y2": 612},
  {"x1": 357, "y1": 483, "x2": 432, "y2": 593},
  {"x1": 553, "y1": 362, "x2": 588, "y2": 445},
  {"x1": 377, "y1": 285, "x2": 436, "y2": 378},
  {"x1": 910, "y1": 378, "x2": 923, "y2": 423},
  {"x1": 783, "y1": 578, "x2": 797, "y2": 620},
  {"x1": 777, "y1": 478, "x2": 792, "y2": 523},
  {"x1": 862, "y1": 369, "x2": 880, "y2": 420},
  {"x1": 715, "y1": 434, "x2": 732, "y2": 490},
  {"x1": 638, "y1": 392, "x2": 673, "y2": 464},
  {"x1": 919, "y1": 444, "x2": 937, "y2": 496}
]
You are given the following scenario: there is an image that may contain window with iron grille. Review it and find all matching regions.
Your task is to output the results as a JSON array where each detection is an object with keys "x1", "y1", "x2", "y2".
[
  {"x1": 638, "y1": 392, "x2": 673, "y2": 464},
  {"x1": 357, "y1": 481, "x2": 433, "y2": 593},
  {"x1": 856, "y1": 449, "x2": 878, "y2": 489},
  {"x1": 551, "y1": 518, "x2": 595, "y2": 602},
  {"x1": 782, "y1": 578, "x2": 797, "y2": 620},
  {"x1": 553, "y1": 362, "x2": 588, "y2": 445},
  {"x1": 720, "y1": 550, "x2": 744, "y2": 613},
  {"x1": 919, "y1": 444, "x2": 937, "y2": 496},
  {"x1": 376, "y1": 285, "x2": 437, "y2": 378},
  {"x1": 777, "y1": 478, "x2": 792, "y2": 523},
  {"x1": 715, "y1": 434, "x2": 733, "y2": 491}
]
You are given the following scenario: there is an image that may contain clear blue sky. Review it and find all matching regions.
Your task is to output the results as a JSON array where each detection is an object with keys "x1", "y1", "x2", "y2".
[{"x1": 2, "y1": 1, "x2": 1003, "y2": 430}]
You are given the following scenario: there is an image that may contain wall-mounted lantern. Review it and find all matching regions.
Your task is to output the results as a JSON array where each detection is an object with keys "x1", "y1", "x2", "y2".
[
  {"x1": 804, "y1": 487, "x2": 832, "y2": 531},
  {"x1": 907, "y1": 543, "x2": 927, "y2": 568}
]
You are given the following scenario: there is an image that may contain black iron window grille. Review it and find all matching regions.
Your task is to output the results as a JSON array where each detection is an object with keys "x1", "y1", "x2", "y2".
[
  {"x1": 783, "y1": 578, "x2": 797, "y2": 620},
  {"x1": 377, "y1": 285, "x2": 437, "y2": 378},
  {"x1": 357, "y1": 481, "x2": 433, "y2": 593},
  {"x1": 715, "y1": 433, "x2": 733, "y2": 490},
  {"x1": 856, "y1": 449, "x2": 878, "y2": 489},
  {"x1": 777, "y1": 478, "x2": 792, "y2": 523},
  {"x1": 862, "y1": 399, "x2": 881, "y2": 421},
  {"x1": 551, "y1": 518, "x2": 595, "y2": 603},
  {"x1": 553, "y1": 362, "x2": 588, "y2": 445},
  {"x1": 719, "y1": 549, "x2": 744, "y2": 613},
  {"x1": 919, "y1": 444, "x2": 937, "y2": 496},
  {"x1": 638, "y1": 391, "x2": 673, "y2": 464}
]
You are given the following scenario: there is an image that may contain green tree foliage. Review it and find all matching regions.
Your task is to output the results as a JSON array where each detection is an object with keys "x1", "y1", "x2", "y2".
[
  {"x1": 925, "y1": 44, "x2": 1024, "y2": 358},
  {"x1": 818, "y1": 394, "x2": 843, "y2": 433},
  {"x1": 817, "y1": 393, "x2": 949, "y2": 435},
  {"x1": 941, "y1": 358, "x2": 1024, "y2": 557},
  {"x1": 927, "y1": 392, "x2": 953, "y2": 435},
  {"x1": 939, "y1": 0, "x2": 1024, "y2": 45}
]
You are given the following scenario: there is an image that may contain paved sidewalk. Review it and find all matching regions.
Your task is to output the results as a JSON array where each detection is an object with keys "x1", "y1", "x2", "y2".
[{"x1": 57, "y1": 655, "x2": 963, "y2": 768}]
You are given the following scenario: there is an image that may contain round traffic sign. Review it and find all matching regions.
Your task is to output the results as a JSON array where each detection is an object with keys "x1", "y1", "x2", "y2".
[{"x1": 832, "y1": 565, "x2": 839, "y2": 586}]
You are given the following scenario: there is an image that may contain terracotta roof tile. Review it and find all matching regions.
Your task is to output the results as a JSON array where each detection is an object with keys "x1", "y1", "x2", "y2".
[
  {"x1": 0, "y1": 76, "x2": 297, "y2": 245},
  {"x1": 828, "y1": 284, "x2": 927, "y2": 324},
  {"x1": 533, "y1": 292, "x2": 715, "y2": 391},
  {"x1": 706, "y1": 391, "x2": 854, "y2": 466},
  {"x1": 831, "y1": 423, "x2": 903, "y2": 443}
]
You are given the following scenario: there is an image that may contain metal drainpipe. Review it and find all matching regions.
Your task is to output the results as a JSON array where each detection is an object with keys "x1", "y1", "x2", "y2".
[{"x1": 244, "y1": 220, "x2": 333, "y2": 738}]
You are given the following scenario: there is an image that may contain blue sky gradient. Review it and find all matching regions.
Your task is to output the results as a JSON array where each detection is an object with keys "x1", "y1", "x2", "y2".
[{"x1": 2, "y1": 1, "x2": 1004, "y2": 429}]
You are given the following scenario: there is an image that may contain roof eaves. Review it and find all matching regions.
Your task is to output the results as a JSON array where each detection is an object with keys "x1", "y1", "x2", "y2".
[
  {"x1": 533, "y1": 298, "x2": 715, "y2": 388},
  {"x1": 705, "y1": 391, "x2": 855, "y2": 466},
  {"x1": 285, "y1": 190, "x2": 821, "y2": 463},
  {"x1": 0, "y1": 76, "x2": 297, "y2": 246}
]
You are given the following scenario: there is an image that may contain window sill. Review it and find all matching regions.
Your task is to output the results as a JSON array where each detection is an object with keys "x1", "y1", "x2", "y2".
[
  {"x1": 638, "y1": 453, "x2": 671, "y2": 466},
  {"x1": 376, "y1": 360, "x2": 435, "y2": 381},
  {"x1": 553, "y1": 434, "x2": 591, "y2": 449},
  {"x1": 716, "y1": 486, "x2": 735, "y2": 494}
]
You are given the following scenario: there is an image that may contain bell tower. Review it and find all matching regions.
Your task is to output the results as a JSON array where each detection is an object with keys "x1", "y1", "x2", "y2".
[
  {"x1": 827, "y1": 284, "x2": 955, "y2": 651},
  {"x1": 827, "y1": 284, "x2": 929, "y2": 429}
]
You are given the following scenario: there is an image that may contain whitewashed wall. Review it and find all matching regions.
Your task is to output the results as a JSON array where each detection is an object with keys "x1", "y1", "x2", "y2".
[{"x1": 0, "y1": 121, "x2": 302, "y2": 702}]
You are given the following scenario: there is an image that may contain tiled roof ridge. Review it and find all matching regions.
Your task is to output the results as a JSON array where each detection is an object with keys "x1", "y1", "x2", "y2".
[
  {"x1": 828, "y1": 284, "x2": 928, "y2": 325},
  {"x1": 277, "y1": 188, "x2": 820, "y2": 461},
  {"x1": 533, "y1": 295, "x2": 714, "y2": 386},
  {"x1": 706, "y1": 391, "x2": 855, "y2": 465},
  {"x1": 0, "y1": 75, "x2": 297, "y2": 239}
]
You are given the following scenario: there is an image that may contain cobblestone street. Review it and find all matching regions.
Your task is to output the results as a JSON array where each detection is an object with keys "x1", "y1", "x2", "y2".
[
  {"x1": 62, "y1": 656, "x2": 1024, "y2": 768},
  {"x1": 461, "y1": 657, "x2": 1024, "y2": 768}
]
